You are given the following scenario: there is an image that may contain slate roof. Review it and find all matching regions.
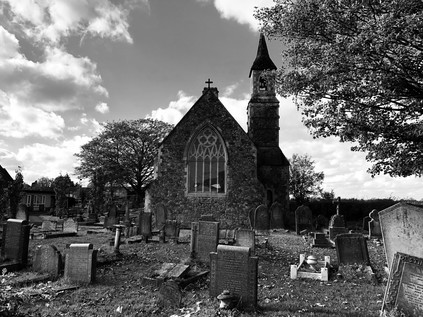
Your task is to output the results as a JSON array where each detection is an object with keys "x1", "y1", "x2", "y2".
[
  {"x1": 249, "y1": 33, "x2": 277, "y2": 77},
  {"x1": 0, "y1": 165, "x2": 13, "y2": 184}
]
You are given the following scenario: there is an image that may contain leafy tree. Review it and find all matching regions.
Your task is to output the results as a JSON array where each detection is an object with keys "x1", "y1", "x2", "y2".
[
  {"x1": 53, "y1": 174, "x2": 75, "y2": 215},
  {"x1": 289, "y1": 153, "x2": 324, "y2": 204},
  {"x1": 75, "y1": 118, "x2": 173, "y2": 207},
  {"x1": 34, "y1": 177, "x2": 54, "y2": 188},
  {"x1": 8, "y1": 168, "x2": 25, "y2": 218},
  {"x1": 255, "y1": 0, "x2": 423, "y2": 177},
  {"x1": 320, "y1": 189, "x2": 336, "y2": 201}
]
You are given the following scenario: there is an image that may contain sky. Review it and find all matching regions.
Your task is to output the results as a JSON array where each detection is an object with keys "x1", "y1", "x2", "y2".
[{"x1": 0, "y1": 0, "x2": 421, "y2": 200}]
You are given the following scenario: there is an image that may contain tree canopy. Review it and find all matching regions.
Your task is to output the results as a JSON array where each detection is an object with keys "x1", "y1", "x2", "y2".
[
  {"x1": 75, "y1": 118, "x2": 173, "y2": 206},
  {"x1": 289, "y1": 153, "x2": 324, "y2": 203},
  {"x1": 255, "y1": 0, "x2": 423, "y2": 177}
]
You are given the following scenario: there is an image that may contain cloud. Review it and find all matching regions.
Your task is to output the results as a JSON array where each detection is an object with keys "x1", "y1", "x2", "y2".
[
  {"x1": 204, "y1": 0, "x2": 275, "y2": 31},
  {"x1": 95, "y1": 102, "x2": 109, "y2": 114}
]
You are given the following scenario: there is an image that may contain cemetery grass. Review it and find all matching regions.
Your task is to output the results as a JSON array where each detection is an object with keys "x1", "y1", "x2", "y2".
[{"x1": 2, "y1": 227, "x2": 387, "y2": 317}]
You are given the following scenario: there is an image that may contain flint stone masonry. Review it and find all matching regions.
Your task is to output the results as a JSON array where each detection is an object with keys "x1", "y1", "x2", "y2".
[
  {"x1": 335, "y1": 233, "x2": 370, "y2": 265},
  {"x1": 210, "y1": 245, "x2": 258, "y2": 310},
  {"x1": 1, "y1": 219, "x2": 30, "y2": 266},
  {"x1": 33, "y1": 245, "x2": 62, "y2": 279},
  {"x1": 64, "y1": 243, "x2": 97, "y2": 284},
  {"x1": 196, "y1": 221, "x2": 219, "y2": 262},
  {"x1": 380, "y1": 202, "x2": 423, "y2": 270}
]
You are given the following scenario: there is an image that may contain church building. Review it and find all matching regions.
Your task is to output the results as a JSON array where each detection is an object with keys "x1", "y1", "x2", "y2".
[{"x1": 145, "y1": 34, "x2": 289, "y2": 228}]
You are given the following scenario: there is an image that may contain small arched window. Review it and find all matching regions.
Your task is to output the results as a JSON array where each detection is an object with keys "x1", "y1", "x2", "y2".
[{"x1": 187, "y1": 126, "x2": 226, "y2": 195}]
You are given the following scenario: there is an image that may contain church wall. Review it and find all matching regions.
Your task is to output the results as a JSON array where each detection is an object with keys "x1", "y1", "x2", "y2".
[{"x1": 146, "y1": 93, "x2": 265, "y2": 228}]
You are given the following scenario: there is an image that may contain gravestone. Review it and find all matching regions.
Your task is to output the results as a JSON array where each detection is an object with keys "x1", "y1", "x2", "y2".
[
  {"x1": 1, "y1": 219, "x2": 30, "y2": 266},
  {"x1": 314, "y1": 214, "x2": 329, "y2": 230},
  {"x1": 362, "y1": 216, "x2": 371, "y2": 231},
  {"x1": 32, "y1": 245, "x2": 62, "y2": 279},
  {"x1": 368, "y1": 209, "x2": 382, "y2": 238},
  {"x1": 104, "y1": 204, "x2": 118, "y2": 229},
  {"x1": 16, "y1": 204, "x2": 29, "y2": 221},
  {"x1": 248, "y1": 208, "x2": 255, "y2": 229},
  {"x1": 329, "y1": 198, "x2": 348, "y2": 240},
  {"x1": 254, "y1": 204, "x2": 269, "y2": 231},
  {"x1": 311, "y1": 232, "x2": 333, "y2": 248},
  {"x1": 196, "y1": 221, "x2": 219, "y2": 262},
  {"x1": 294, "y1": 205, "x2": 313, "y2": 235},
  {"x1": 210, "y1": 245, "x2": 258, "y2": 310},
  {"x1": 155, "y1": 204, "x2": 167, "y2": 230},
  {"x1": 235, "y1": 229, "x2": 255, "y2": 254},
  {"x1": 139, "y1": 212, "x2": 152, "y2": 239},
  {"x1": 269, "y1": 201, "x2": 284, "y2": 229},
  {"x1": 64, "y1": 243, "x2": 97, "y2": 284},
  {"x1": 380, "y1": 202, "x2": 423, "y2": 270},
  {"x1": 335, "y1": 233, "x2": 370, "y2": 265},
  {"x1": 164, "y1": 220, "x2": 178, "y2": 242},
  {"x1": 159, "y1": 281, "x2": 182, "y2": 308},
  {"x1": 382, "y1": 252, "x2": 423, "y2": 316},
  {"x1": 190, "y1": 222, "x2": 199, "y2": 256},
  {"x1": 63, "y1": 218, "x2": 78, "y2": 233},
  {"x1": 41, "y1": 220, "x2": 57, "y2": 232},
  {"x1": 177, "y1": 228, "x2": 191, "y2": 244},
  {"x1": 199, "y1": 214, "x2": 215, "y2": 221}
]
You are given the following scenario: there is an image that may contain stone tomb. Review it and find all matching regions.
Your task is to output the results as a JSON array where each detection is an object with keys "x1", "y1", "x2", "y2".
[
  {"x1": 234, "y1": 229, "x2": 255, "y2": 254},
  {"x1": 210, "y1": 245, "x2": 258, "y2": 310},
  {"x1": 379, "y1": 202, "x2": 423, "y2": 270},
  {"x1": 63, "y1": 218, "x2": 78, "y2": 233},
  {"x1": 33, "y1": 245, "x2": 62, "y2": 279},
  {"x1": 335, "y1": 233, "x2": 370, "y2": 265},
  {"x1": 294, "y1": 205, "x2": 313, "y2": 235},
  {"x1": 382, "y1": 252, "x2": 423, "y2": 316},
  {"x1": 195, "y1": 221, "x2": 219, "y2": 262},
  {"x1": 64, "y1": 243, "x2": 97, "y2": 284},
  {"x1": 1, "y1": 219, "x2": 30, "y2": 266}
]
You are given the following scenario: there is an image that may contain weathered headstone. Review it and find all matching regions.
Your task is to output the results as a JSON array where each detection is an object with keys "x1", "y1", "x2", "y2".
[
  {"x1": 362, "y1": 216, "x2": 371, "y2": 231},
  {"x1": 311, "y1": 232, "x2": 333, "y2": 248},
  {"x1": 335, "y1": 233, "x2": 370, "y2": 265},
  {"x1": 328, "y1": 198, "x2": 348, "y2": 240},
  {"x1": 368, "y1": 209, "x2": 382, "y2": 238},
  {"x1": 63, "y1": 218, "x2": 78, "y2": 233},
  {"x1": 382, "y1": 252, "x2": 423, "y2": 316},
  {"x1": 32, "y1": 245, "x2": 62, "y2": 279},
  {"x1": 1, "y1": 219, "x2": 30, "y2": 266},
  {"x1": 159, "y1": 281, "x2": 182, "y2": 308},
  {"x1": 177, "y1": 228, "x2": 191, "y2": 244},
  {"x1": 248, "y1": 208, "x2": 255, "y2": 229},
  {"x1": 164, "y1": 220, "x2": 178, "y2": 242},
  {"x1": 254, "y1": 204, "x2": 269, "y2": 231},
  {"x1": 380, "y1": 202, "x2": 423, "y2": 270},
  {"x1": 16, "y1": 204, "x2": 29, "y2": 221},
  {"x1": 315, "y1": 214, "x2": 329, "y2": 230},
  {"x1": 139, "y1": 212, "x2": 152, "y2": 240},
  {"x1": 104, "y1": 204, "x2": 118, "y2": 229},
  {"x1": 190, "y1": 222, "x2": 198, "y2": 257},
  {"x1": 41, "y1": 220, "x2": 57, "y2": 232},
  {"x1": 235, "y1": 229, "x2": 255, "y2": 254},
  {"x1": 155, "y1": 204, "x2": 167, "y2": 230},
  {"x1": 269, "y1": 201, "x2": 284, "y2": 229},
  {"x1": 196, "y1": 221, "x2": 219, "y2": 262},
  {"x1": 210, "y1": 245, "x2": 258, "y2": 310},
  {"x1": 64, "y1": 243, "x2": 97, "y2": 284},
  {"x1": 294, "y1": 205, "x2": 313, "y2": 235}
]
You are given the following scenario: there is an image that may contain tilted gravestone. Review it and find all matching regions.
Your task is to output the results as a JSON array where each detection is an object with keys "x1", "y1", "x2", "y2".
[
  {"x1": 196, "y1": 221, "x2": 219, "y2": 262},
  {"x1": 64, "y1": 243, "x2": 97, "y2": 284},
  {"x1": 210, "y1": 245, "x2": 258, "y2": 310},
  {"x1": 294, "y1": 205, "x2": 313, "y2": 235},
  {"x1": 380, "y1": 202, "x2": 423, "y2": 270},
  {"x1": 159, "y1": 280, "x2": 182, "y2": 308},
  {"x1": 63, "y1": 218, "x2": 78, "y2": 233},
  {"x1": 382, "y1": 252, "x2": 423, "y2": 317},
  {"x1": 1, "y1": 219, "x2": 30, "y2": 266},
  {"x1": 235, "y1": 229, "x2": 255, "y2": 254},
  {"x1": 33, "y1": 245, "x2": 62, "y2": 279},
  {"x1": 269, "y1": 201, "x2": 284, "y2": 229},
  {"x1": 254, "y1": 204, "x2": 269, "y2": 231},
  {"x1": 335, "y1": 233, "x2": 370, "y2": 265}
]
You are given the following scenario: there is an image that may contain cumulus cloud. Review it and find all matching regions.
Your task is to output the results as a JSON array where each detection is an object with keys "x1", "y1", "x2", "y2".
[
  {"x1": 200, "y1": 0, "x2": 275, "y2": 31},
  {"x1": 95, "y1": 102, "x2": 109, "y2": 114}
]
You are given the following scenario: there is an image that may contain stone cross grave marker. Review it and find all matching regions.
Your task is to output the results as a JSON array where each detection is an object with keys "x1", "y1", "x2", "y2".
[
  {"x1": 334, "y1": 233, "x2": 370, "y2": 265},
  {"x1": 254, "y1": 204, "x2": 269, "y2": 231},
  {"x1": 1, "y1": 219, "x2": 30, "y2": 266},
  {"x1": 33, "y1": 245, "x2": 62, "y2": 279},
  {"x1": 64, "y1": 243, "x2": 97, "y2": 284},
  {"x1": 63, "y1": 218, "x2": 78, "y2": 233},
  {"x1": 294, "y1": 205, "x2": 313, "y2": 235},
  {"x1": 380, "y1": 202, "x2": 423, "y2": 270},
  {"x1": 328, "y1": 198, "x2": 348, "y2": 240},
  {"x1": 269, "y1": 201, "x2": 284, "y2": 229},
  {"x1": 382, "y1": 252, "x2": 423, "y2": 317},
  {"x1": 235, "y1": 229, "x2": 255, "y2": 254},
  {"x1": 210, "y1": 245, "x2": 258, "y2": 310},
  {"x1": 196, "y1": 221, "x2": 219, "y2": 262}
]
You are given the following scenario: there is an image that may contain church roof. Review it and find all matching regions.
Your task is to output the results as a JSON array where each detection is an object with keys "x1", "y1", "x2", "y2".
[{"x1": 249, "y1": 33, "x2": 277, "y2": 77}]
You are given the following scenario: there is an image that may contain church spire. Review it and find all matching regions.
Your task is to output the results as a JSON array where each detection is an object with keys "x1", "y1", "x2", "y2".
[{"x1": 249, "y1": 33, "x2": 277, "y2": 78}]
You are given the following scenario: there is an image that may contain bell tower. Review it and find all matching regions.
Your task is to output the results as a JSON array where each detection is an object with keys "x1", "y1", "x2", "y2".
[{"x1": 247, "y1": 33, "x2": 279, "y2": 147}]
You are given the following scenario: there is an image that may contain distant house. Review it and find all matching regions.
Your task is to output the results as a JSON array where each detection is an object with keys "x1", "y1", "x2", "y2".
[{"x1": 22, "y1": 185, "x2": 56, "y2": 213}]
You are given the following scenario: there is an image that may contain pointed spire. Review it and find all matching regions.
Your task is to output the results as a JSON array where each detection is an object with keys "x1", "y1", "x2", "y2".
[{"x1": 249, "y1": 33, "x2": 277, "y2": 77}]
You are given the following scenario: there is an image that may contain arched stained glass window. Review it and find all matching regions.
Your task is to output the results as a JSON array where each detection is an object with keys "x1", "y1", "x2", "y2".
[{"x1": 187, "y1": 126, "x2": 226, "y2": 195}]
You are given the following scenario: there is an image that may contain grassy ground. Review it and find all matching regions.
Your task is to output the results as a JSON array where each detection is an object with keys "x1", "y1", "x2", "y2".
[{"x1": 1, "y1": 227, "x2": 387, "y2": 316}]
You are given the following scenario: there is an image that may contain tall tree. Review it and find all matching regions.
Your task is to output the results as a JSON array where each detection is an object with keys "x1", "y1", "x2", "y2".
[
  {"x1": 255, "y1": 0, "x2": 423, "y2": 177},
  {"x1": 8, "y1": 168, "x2": 25, "y2": 218},
  {"x1": 289, "y1": 153, "x2": 324, "y2": 204},
  {"x1": 53, "y1": 174, "x2": 74, "y2": 215},
  {"x1": 75, "y1": 118, "x2": 173, "y2": 206},
  {"x1": 34, "y1": 177, "x2": 55, "y2": 188}
]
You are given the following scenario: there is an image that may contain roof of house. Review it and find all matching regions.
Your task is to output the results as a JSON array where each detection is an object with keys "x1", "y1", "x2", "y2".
[{"x1": 0, "y1": 165, "x2": 13, "y2": 184}]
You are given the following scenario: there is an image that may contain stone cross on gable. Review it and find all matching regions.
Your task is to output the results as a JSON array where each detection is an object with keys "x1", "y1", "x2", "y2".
[{"x1": 205, "y1": 78, "x2": 213, "y2": 89}]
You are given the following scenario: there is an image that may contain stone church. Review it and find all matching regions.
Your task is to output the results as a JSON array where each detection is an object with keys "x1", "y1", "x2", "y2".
[{"x1": 145, "y1": 34, "x2": 289, "y2": 228}]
